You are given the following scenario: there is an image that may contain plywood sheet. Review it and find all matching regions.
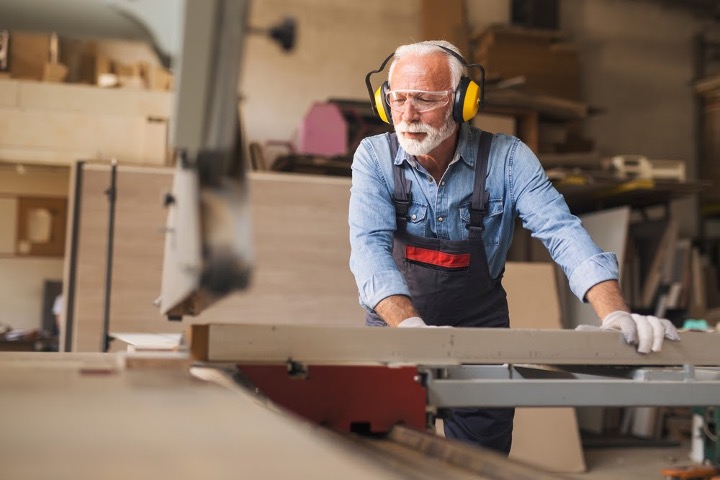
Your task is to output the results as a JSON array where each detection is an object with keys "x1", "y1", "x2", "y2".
[
  {"x1": 71, "y1": 168, "x2": 363, "y2": 352},
  {"x1": 72, "y1": 165, "x2": 173, "y2": 352},
  {"x1": 504, "y1": 262, "x2": 585, "y2": 472}
]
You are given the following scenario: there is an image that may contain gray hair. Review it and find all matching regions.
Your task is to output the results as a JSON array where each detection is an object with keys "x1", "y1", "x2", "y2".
[{"x1": 387, "y1": 40, "x2": 466, "y2": 90}]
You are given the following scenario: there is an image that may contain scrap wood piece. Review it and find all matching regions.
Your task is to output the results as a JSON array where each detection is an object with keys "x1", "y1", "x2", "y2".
[{"x1": 189, "y1": 323, "x2": 720, "y2": 366}]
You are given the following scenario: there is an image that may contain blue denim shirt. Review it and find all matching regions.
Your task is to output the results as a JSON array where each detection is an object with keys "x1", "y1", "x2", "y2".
[{"x1": 348, "y1": 123, "x2": 618, "y2": 313}]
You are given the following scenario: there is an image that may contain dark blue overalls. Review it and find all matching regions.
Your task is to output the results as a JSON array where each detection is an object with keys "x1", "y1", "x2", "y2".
[{"x1": 365, "y1": 131, "x2": 514, "y2": 455}]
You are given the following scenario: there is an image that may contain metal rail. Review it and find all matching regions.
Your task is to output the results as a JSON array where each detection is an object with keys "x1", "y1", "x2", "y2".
[{"x1": 424, "y1": 365, "x2": 720, "y2": 408}]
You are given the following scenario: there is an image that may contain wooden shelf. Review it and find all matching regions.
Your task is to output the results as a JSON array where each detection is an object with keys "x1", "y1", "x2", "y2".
[
  {"x1": 0, "y1": 79, "x2": 171, "y2": 166},
  {"x1": 554, "y1": 178, "x2": 709, "y2": 215}
]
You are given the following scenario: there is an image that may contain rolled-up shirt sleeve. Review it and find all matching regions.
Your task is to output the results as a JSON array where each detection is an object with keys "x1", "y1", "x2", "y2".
[
  {"x1": 509, "y1": 140, "x2": 619, "y2": 302},
  {"x1": 567, "y1": 252, "x2": 619, "y2": 301},
  {"x1": 349, "y1": 137, "x2": 410, "y2": 312}
]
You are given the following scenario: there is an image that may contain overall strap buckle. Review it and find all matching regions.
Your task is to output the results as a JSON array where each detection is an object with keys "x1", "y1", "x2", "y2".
[{"x1": 393, "y1": 195, "x2": 412, "y2": 226}]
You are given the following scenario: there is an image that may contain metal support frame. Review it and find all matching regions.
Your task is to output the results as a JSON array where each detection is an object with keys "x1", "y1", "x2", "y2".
[
  {"x1": 101, "y1": 161, "x2": 117, "y2": 352},
  {"x1": 423, "y1": 364, "x2": 720, "y2": 408}
]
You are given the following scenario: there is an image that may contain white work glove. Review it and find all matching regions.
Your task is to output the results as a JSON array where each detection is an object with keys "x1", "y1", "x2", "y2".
[
  {"x1": 398, "y1": 316, "x2": 429, "y2": 327},
  {"x1": 577, "y1": 311, "x2": 681, "y2": 354},
  {"x1": 397, "y1": 317, "x2": 449, "y2": 328}
]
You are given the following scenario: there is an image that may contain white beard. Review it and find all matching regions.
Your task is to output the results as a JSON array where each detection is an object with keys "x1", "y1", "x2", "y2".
[{"x1": 394, "y1": 112, "x2": 456, "y2": 156}]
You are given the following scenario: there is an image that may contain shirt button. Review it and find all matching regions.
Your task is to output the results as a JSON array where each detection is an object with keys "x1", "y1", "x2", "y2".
[
  {"x1": 411, "y1": 214, "x2": 417, "y2": 220},
  {"x1": 437, "y1": 216, "x2": 444, "y2": 222},
  {"x1": 441, "y1": 181, "x2": 446, "y2": 186}
]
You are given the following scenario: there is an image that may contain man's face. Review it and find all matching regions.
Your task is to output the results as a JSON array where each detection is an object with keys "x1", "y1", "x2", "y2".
[{"x1": 389, "y1": 53, "x2": 457, "y2": 156}]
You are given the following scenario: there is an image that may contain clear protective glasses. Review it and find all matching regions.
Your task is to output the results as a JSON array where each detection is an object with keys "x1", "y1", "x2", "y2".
[{"x1": 385, "y1": 89, "x2": 452, "y2": 113}]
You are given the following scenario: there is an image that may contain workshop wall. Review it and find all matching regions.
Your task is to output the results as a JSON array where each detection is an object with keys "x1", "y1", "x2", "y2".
[
  {"x1": 241, "y1": 0, "x2": 704, "y2": 235},
  {"x1": 0, "y1": 166, "x2": 69, "y2": 331},
  {"x1": 240, "y1": 0, "x2": 422, "y2": 146},
  {"x1": 562, "y1": 0, "x2": 702, "y2": 163},
  {"x1": 0, "y1": 257, "x2": 63, "y2": 331},
  {"x1": 561, "y1": 0, "x2": 707, "y2": 235}
]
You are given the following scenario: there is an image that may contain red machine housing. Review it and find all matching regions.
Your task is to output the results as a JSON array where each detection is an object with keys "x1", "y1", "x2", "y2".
[{"x1": 236, "y1": 364, "x2": 427, "y2": 434}]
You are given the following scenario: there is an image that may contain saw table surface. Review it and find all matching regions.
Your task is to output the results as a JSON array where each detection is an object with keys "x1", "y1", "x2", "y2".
[{"x1": 0, "y1": 352, "x2": 408, "y2": 480}]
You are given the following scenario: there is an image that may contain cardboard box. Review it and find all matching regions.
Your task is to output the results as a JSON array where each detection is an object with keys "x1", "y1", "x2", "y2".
[
  {"x1": 473, "y1": 26, "x2": 581, "y2": 101},
  {"x1": 8, "y1": 32, "x2": 51, "y2": 80}
]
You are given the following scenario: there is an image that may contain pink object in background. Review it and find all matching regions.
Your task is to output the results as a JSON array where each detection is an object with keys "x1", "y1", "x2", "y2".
[{"x1": 295, "y1": 102, "x2": 347, "y2": 156}]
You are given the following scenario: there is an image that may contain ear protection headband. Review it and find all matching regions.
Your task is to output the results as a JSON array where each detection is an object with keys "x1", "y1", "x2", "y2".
[{"x1": 364, "y1": 45, "x2": 486, "y2": 125}]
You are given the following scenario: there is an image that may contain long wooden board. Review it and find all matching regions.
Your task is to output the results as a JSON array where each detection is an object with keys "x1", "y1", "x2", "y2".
[{"x1": 189, "y1": 324, "x2": 720, "y2": 366}]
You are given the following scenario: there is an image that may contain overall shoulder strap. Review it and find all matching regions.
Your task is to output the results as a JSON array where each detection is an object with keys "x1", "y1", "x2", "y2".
[
  {"x1": 468, "y1": 130, "x2": 493, "y2": 239},
  {"x1": 389, "y1": 133, "x2": 412, "y2": 229}
]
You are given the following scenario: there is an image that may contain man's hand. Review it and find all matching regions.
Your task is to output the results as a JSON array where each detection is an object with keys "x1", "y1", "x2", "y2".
[
  {"x1": 397, "y1": 316, "x2": 450, "y2": 328},
  {"x1": 577, "y1": 311, "x2": 681, "y2": 353},
  {"x1": 398, "y1": 316, "x2": 427, "y2": 327}
]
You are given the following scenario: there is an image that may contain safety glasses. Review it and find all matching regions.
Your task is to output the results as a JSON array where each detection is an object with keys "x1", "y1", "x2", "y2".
[{"x1": 385, "y1": 89, "x2": 452, "y2": 113}]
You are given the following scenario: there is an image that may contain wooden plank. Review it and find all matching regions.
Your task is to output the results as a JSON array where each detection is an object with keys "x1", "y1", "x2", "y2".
[
  {"x1": 16, "y1": 80, "x2": 171, "y2": 117},
  {"x1": 189, "y1": 323, "x2": 720, "y2": 366},
  {"x1": 485, "y1": 90, "x2": 588, "y2": 120},
  {"x1": 0, "y1": 108, "x2": 167, "y2": 165}
]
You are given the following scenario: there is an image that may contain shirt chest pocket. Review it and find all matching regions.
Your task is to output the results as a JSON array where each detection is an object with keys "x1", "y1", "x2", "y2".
[
  {"x1": 459, "y1": 199, "x2": 503, "y2": 246},
  {"x1": 405, "y1": 202, "x2": 428, "y2": 236}
]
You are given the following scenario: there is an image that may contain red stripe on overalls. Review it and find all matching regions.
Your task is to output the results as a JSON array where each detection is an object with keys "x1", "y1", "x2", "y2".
[{"x1": 405, "y1": 245, "x2": 470, "y2": 269}]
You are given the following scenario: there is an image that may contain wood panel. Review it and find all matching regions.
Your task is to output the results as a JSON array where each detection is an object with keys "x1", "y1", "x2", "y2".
[
  {"x1": 70, "y1": 168, "x2": 364, "y2": 352},
  {"x1": 15, "y1": 80, "x2": 171, "y2": 117},
  {"x1": 0, "y1": 108, "x2": 167, "y2": 165},
  {"x1": 0, "y1": 79, "x2": 171, "y2": 117},
  {"x1": 504, "y1": 262, "x2": 585, "y2": 473},
  {"x1": 0, "y1": 79, "x2": 170, "y2": 166},
  {"x1": 72, "y1": 165, "x2": 173, "y2": 352}
]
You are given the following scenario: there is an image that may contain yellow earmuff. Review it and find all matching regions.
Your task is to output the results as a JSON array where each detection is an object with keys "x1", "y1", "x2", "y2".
[
  {"x1": 364, "y1": 45, "x2": 485, "y2": 125},
  {"x1": 373, "y1": 82, "x2": 392, "y2": 124}
]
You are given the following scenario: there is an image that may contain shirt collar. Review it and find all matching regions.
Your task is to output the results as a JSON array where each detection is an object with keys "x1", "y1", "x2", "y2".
[{"x1": 393, "y1": 123, "x2": 476, "y2": 167}]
